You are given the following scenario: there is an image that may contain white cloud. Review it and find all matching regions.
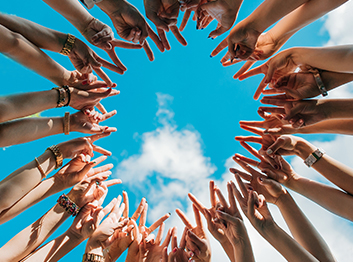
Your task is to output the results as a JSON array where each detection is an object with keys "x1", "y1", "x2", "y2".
[
  {"x1": 115, "y1": 94, "x2": 353, "y2": 261},
  {"x1": 324, "y1": 1, "x2": 353, "y2": 46}
]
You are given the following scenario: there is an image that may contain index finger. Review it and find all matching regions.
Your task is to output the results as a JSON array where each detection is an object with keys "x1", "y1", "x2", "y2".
[
  {"x1": 93, "y1": 67, "x2": 114, "y2": 87},
  {"x1": 240, "y1": 125, "x2": 264, "y2": 136},
  {"x1": 142, "y1": 40, "x2": 154, "y2": 61},
  {"x1": 147, "y1": 213, "x2": 171, "y2": 234},
  {"x1": 170, "y1": 25, "x2": 187, "y2": 46},
  {"x1": 176, "y1": 208, "x2": 193, "y2": 229},
  {"x1": 192, "y1": 204, "x2": 203, "y2": 229},
  {"x1": 211, "y1": 38, "x2": 227, "y2": 57},
  {"x1": 238, "y1": 64, "x2": 265, "y2": 80},
  {"x1": 147, "y1": 25, "x2": 164, "y2": 52},
  {"x1": 139, "y1": 202, "x2": 148, "y2": 229},
  {"x1": 209, "y1": 180, "x2": 216, "y2": 207},
  {"x1": 131, "y1": 198, "x2": 146, "y2": 221},
  {"x1": 123, "y1": 190, "x2": 129, "y2": 218},
  {"x1": 188, "y1": 193, "x2": 206, "y2": 215},
  {"x1": 239, "y1": 141, "x2": 265, "y2": 162}
]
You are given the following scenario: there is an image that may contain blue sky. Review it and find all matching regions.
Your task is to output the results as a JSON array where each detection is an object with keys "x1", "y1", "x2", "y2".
[{"x1": 1, "y1": 0, "x2": 353, "y2": 261}]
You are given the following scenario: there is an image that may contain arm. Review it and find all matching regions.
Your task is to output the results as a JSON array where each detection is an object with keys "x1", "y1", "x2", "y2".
[{"x1": 276, "y1": 191, "x2": 336, "y2": 262}]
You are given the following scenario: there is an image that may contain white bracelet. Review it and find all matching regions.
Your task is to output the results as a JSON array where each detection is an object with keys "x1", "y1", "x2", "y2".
[{"x1": 80, "y1": 0, "x2": 102, "y2": 9}]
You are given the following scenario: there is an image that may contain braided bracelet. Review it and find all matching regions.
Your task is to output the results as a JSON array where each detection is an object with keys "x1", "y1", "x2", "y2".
[{"x1": 57, "y1": 194, "x2": 80, "y2": 216}]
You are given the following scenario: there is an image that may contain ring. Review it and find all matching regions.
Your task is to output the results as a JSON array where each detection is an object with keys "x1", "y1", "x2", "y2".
[{"x1": 95, "y1": 181, "x2": 100, "y2": 187}]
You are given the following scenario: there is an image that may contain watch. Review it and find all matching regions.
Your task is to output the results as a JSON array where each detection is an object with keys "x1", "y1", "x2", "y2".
[{"x1": 304, "y1": 148, "x2": 325, "y2": 167}]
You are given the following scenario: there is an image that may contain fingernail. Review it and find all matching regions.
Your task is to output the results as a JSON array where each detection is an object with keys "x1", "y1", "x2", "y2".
[
  {"x1": 264, "y1": 130, "x2": 269, "y2": 135},
  {"x1": 259, "y1": 177, "x2": 263, "y2": 181},
  {"x1": 168, "y1": 212, "x2": 171, "y2": 216},
  {"x1": 267, "y1": 149, "x2": 273, "y2": 155},
  {"x1": 211, "y1": 37, "x2": 214, "y2": 40},
  {"x1": 173, "y1": 247, "x2": 177, "y2": 253},
  {"x1": 209, "y1": 55, "x2": 213, "y2": 58},
  {"x1": 82, "y1": 81, "x2": 87, "y2": 85},
  {"x1": 248, "y1": 186, "x2": 253, "y2": 191},
  {"x1": 235, "y1": 45, "x2": 240, "y2": 52},
  {"x1": 274, "y1": 165, "x2": 279, "y2": 170}
]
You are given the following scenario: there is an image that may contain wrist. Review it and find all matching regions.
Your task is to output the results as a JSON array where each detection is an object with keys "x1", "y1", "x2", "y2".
[
  {"x1": 85, "y1": 242, "x2": 104, "y2": 256},
  {"x1": 293, "y1": 138, "x2": 316, "y2": 159},
  {"x1": 96, "y1": 0, "x2": 125, "y2": 16}
]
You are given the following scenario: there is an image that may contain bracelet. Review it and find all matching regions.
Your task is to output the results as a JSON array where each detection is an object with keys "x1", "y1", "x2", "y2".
[
  {"x1": 79, "y1": 0, "x2": 103, "y2": 9},
  {"x1": 52, "y1": 87, "x2": 67, "y2": 107},
  {"x1": 311, "y1": 69, "x2": 328, "y2": 97},
  {"x1": 34, "y1": 157, "x2": 46, "y2": 178},
  {"x1": 304, "y1": 148, "x2": 325, "y2": 167},
  {"x1": 60, "y1": 34, "x2": 76, "y2": 56},
  {"x1": 62, "y1": 85, "x2": 71, "y2": 107},
  {"x1": 47, "y1": 145, "x2": 63, "y2": 169},
  {"x1": 57, "y1": 194, "x2": 80, "y2": 216},
  {"x1": 63, "y1": 112, "x2": 70, "y2": 135},
  {"x1": 82, "y1": 253, "x2": 105, "y2": 262}
]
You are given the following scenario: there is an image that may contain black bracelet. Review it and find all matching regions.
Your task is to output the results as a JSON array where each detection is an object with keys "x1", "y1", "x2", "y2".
[{"x1": 63, "y1": 85, "x2": 71, "y2": 107}]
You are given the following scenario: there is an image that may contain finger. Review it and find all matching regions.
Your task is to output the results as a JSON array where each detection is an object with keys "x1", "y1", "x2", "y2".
[
  {"x1": 239, "y1": 141, "x2": 265, "y2": 162},
  {"x1": 131, "y1": 197, "x2": 146, "y2": 221},
  {"x1": 95, "y1": 56, "x2": 124, "y2": 74},
  {"x1": 188, "y1": 193, "x2": 206, "y2": 215},
  {"x1": 161, "y1": 227, "x2": 173, "y2": 247},
  {"x1": 147, "y1": 213, "x2": 171, "y2": 234},
  {"x1": 90, "y1": 155, "x2": 108, "y2": 167},
  {"x1": 92, "y1": 163, "x2": 114, "y2": 174},
  {"x1": 147, "y1": 25, "x2": 164, "y2": 52},
  {"x1": 96, "y1": 103, "x2": 107, "y2": 114},
  {"x1": 139, "y1": 202, "x2": 148, "y2": 229},
  {"x1": 171, "y1": 227, "x2": 178, "y2": 249},
  {"x1": 123, "y1": 190, "x2": 129, "y2": 218},
  {"x1": 238, "y1": 64, "x2": 264, "y2": 80},
  {"x1": 175, "y1": 209, "x2": 193, "y2": 229},
  {"x1": 235, "y1": 135, "x2": 262, "y2": 144},
  {"x1": 258, "y1": 106, "x2": 286, "y2": 115},
  {"x1": 110, "y1": 39, "x2": 143, "y2": 49},
  {"x1": 233, "y1": 155, "x2": 264, "y2": 177},
  {"x1": 211, "y1": 38, "x2": 227, "y2": 57},
  {"x1": 215, "y1": 188, "x2": 229, "y2": 210},
  {"x1": 102, "y1": 197, "x2": 118, "y2": 217},
  {"x1": 155, "y1": 222, "x2": 165, "y2": 245},
  {"x1": 170, "y1": 25, "x2": 187, "y2": 46},
  {"x1": 104, "y1": 178, "x2": 122, "y2": 187},
  {"x1": 230, "y1": 179, "x2": 244, "y2": 204},
  {"x1": 234, "y1": 173, "x2": 249, "y2": 199},
  {"x1": 234, "y1": 61, "x2": 255, "y2": 79},
  {"x1": 142, "y1": 40, "x2": 154, "y2": 61},
  {"x1": 92, "y1": 144, "x2": 112, "y2": 156},
  {"x1": 106, "y1": 49, "x2": 127, "y2": 72},
  {"x1": 227, "y1": 182, "x2": 239, "y2": 215},
  {"x1": 253, "y1": 77, "x2": 268, "y2": 100},
  {"x1": 266, "y1": 137, "x2": 287, "y2": 156},
  {"x1": 93, "y1": 67, "x2": 114, "y2": 87},
  {"x1": 180, "y1": 227, "x2": 187, "y2": 249},
  {"x1": 157, "y1": 28, "x2": 171, "y2": 51},
  {"x1": 208, "y1": 25, "x2": 228, "y2": 39},
  {"x1": 229, "y1": 166, "x2": 252, "y2": 182},
  {"x1": 192, "y1": 204, "x2": 203, "y2": 229},
  {"x1": 239, "y1": 125, "x2": 264, "y2": 136},
  {"x1": 180, "y1": 9, "x2": 191, "y2": 31},
  {"x1": 209, "y1": 180, "x2": 216, "y2": 207},
  {"x1": 232, "y1": 154, "x2": 259, "y2": 168},
  {"x1": 260, "y1": 98, "x2": 289, "y2": 106},
  {"x1": 186, "y1": 230, "x2": 204, "y2": 253}
]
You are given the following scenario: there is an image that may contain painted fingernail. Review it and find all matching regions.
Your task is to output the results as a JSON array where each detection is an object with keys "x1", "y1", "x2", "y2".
[
  {"x1": 82, "y1": 81, "x2": 87, "y2": 85},
  {"x1": 209, "y1": 55, "x2": 213, "y2": 58},
  {"x1": 248, "y1": 186, "x2": 253, "y2": 191},
  {"x1": 259, "y1": 177, "x2": 263, "y2": 181},
  {"x1": 235, "y1": 45, "x2": 240, "y2": 52},
  {"x1": 173, "y1": 247, "x2": 177, "y2": 253},
  {"x1": 267, "y1": 149, "x2": 273, "y2": 155},
  {"x1": 274, "y1": 165, "x2": 279, "y2": 170},
  {"x1": 168, "y1": 212, "x2": 171, "y2": 216}
]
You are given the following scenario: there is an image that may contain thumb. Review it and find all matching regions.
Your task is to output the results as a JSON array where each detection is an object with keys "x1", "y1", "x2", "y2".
[
  {"x1": 208, "y1": 24, "x2": 228, "y2": 39},
  {"x1": 88, "y1": 53, "x2": 102, "y2": 68},
  {"x1": 266, "y1": 137, "x2": 287, "y2": 156}
]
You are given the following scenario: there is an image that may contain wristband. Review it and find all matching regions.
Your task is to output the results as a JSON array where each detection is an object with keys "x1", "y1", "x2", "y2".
[
  {"x1": 53, "y1": 87, "x2": 66, "y2": 107},
  {"x1": 47, "y1": 145, "x2": 63, "y2": 169},
  {"x1": 82, "y1": 253, "x2": 105, "y2": 262},
  {"x1": 79, "y1": 0, "x2": 102, "y2": 9},
  {"x1": 304, "y1": 148, "x2": 325, "y2": 167},
  {"x1": 64, "y1": 112, "x2": 70, "y2": 135},
  {"x1": 311, "y1": 69, "x2": 328, "y2": 97},
  {"x1": 62, "y1": 85, "x2": 71, "y2": 107},
  {"x1": 57, "y1": 194, "x2": 80, "y2": 216},
  {"x1": 60, "y1": 34, "x2": 76, "y2": 56}
]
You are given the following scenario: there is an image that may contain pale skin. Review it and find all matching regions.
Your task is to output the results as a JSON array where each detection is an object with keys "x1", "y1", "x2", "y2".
[
  {"x1": 220, "y1": 0, "x2": 348, "y2": 79},
  {"x1": 161, "y1": 227, "x2": 190, "y2": 262},
  {"x1": 0, "y1": 165, "x2": 121, "y2": 262},
  {"x1": 229, "y1": 161, "x2": 335, "y2": 262},
  {"x1": 232, "y1": 178, "x2": 320, "y2": 262},
  {"x1": 0, "y1": 133, "x2": 112, "y2": 215},
  {"x1": 236, "y1": 139, "x2": 353, "y2": 222},
  {"x1": 188, "y1": 181, "x2": 236, "y2": 262},
  {"x1": 96, "y1": 0, "x2": 165, "y2": 61},
  {"x1": 0, "y1": 14, "x2": 140, "y2": 86}
]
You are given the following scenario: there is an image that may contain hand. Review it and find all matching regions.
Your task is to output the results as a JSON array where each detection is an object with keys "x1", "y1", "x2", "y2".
[
  {"x1": 222, "y1": 32, "x2": 284, "y2": 79},
  {"x1": 179, "y1": 0, "x2": 205, "y2": 31},
  {"x1": 139, "y1": 223, "x2": 172, "y2": 262},
  {"x1": 81, "y1": 18, "x2": 114, "y2": 50},
  {"x1": 239, "y1": 109, "x2": 287, "y2": 130},
  {"x1": 197, "y1": 0, "x2": 242, "y2": 38},
  {"x1": 57, "y1": 132, "x2": 112, "y2": 159},
  {"x1": 162, "y1": 227, "x2": 190, "y2": 262},
  {"x1": 188, "y1": 181, "x2": 234, "y2": 247},
  {"x1": 231, "y1": 177, "x2": 275, "y2": 233},
  {"x1": 86, "y1": 196, "x2": 129, "y2": 254},
  {"x1": 144, "y1": 0, "x2": 187, "y2": 50},
  {"x1": 70, "y1": 87, "x2": 119, "y2": 111},
  {"x1": 262, "y1": 72, "x2": 321, "y2": 100},
  {"x1": 67, "y1": 169, "x2": 122, "y2": 207},
  {"x1": 126, "y1": 198, "x2": 170, "y2": 262},
  {"x1": 53, "y1": 154, "x2": 112, "y2": 190},
  {"x1": 105, "y1": 39, "x2": 143, "y2": 73},
  {"x1": 98, "y1": 0, "x2": 165, "y2": 61},
  {"x1": 68, "y1": 38, "x2": 121, "y2": 87},
  {"x1": 176, "y1": 206, "x2": 211, "y2": 262},
  {"x1": 259, "y1": 98, "x2": 327, "y2": 128},
  {"x1": 70, "y1": 110, "x2": 117, "y2": 134},
  {"x1": 211, "y1": 21, "x2": 262, "y2": 62}
]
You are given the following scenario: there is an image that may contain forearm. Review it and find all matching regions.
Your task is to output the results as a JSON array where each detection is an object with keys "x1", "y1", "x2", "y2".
[
  {"x1": 0, "y1": 117, "x2": 66, "y2": 147},
  {"x1": 0, "y1": 150, "x2": 55, "y2": 213},
  {"x1": 241, "y1": 0, "x2": 308, "y2": 34},
  {"x1": 22, "y1": 230, "x2": 83, "y2": 262},
  {"x1": 260, "y1": 223, "x2": 319, "y2": 262},
  {"x1": 0, "y1": 13, "x2": 66, "y2": 52},
  {"x1": 276, "y1": 193, "x2": 335, "y2": 262},
  {"x1": 269, "y1": 0, "x2": 347, "y2": 47},
  {"x1": 0, "y1": 89, "x2": 58, "y2": 123},
  {"x1": 287, "y1": 176, "x2": 353, "y2": 221},
  {"x1": 42, "y1": 0, "x2": 94, "y2": 33},
  {"x1": 295, "y1": 119, "x2": 353, "y2": 135},
  {"x1": 292, "y1": 46, "x2": 353, "y2": 73},
  {"x1": 295, "y1": 138, "x2": 353, "y2": 194},
  {"x1": 0, "y1": 176, "x2": 64, "y2": 224},
  {"x1": 0, "y1": 204, "x2": 71, "y2": 262},
  {"x1": 221, "y1": 240, "x2": 236, "y2": 262},
  {"x1": 232, "y1": 240, "x2": 255, "y2": 262}
]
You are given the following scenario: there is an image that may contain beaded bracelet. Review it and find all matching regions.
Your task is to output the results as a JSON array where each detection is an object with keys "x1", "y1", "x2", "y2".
[
  {"x1": 47, "y1": 145, "x2": 63, "y2": 169},
  {"x1": 57, "y1": 194, "x2": 80, "y2": 216},
  {"x1": 62, "y1": 85, "x2": 71, "y2": 107},
  {"x1": 82, "y1": 253, "x2": 105, "y2": 262}
]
